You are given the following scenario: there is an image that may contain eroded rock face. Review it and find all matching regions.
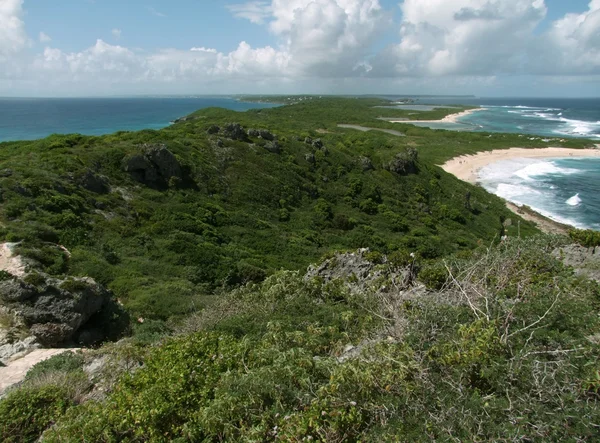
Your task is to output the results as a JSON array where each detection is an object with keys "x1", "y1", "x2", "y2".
[
  {"x1": 222, "y1": 123, "x2": 247, "y2": 141},
  {"x1": 79, "y1": 170, "x2": 110, "y2": 194},
  {"x1": 125, "y1": 144, "x2": 184, "y2": 188},
  {"x1": 359, "y1": 156, "x2": 374, "y2": 171},
  {"x1": 305, "y1": 248, "x2": 413, "y2": 294},
  {"x1": 264, "y1": 140, "x2": 281, "y2": 154},
  {"x1": 0, "y1": 246, "x2": 129, "y2": 349},
  {"x1": 554, "y1": 245, "x2": 600, "y2": 283}
]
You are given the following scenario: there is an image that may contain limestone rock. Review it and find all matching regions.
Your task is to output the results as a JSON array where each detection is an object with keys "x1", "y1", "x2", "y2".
[
  {"x1": 554, "y1": 244, "x2": 600, "y2": 283},
  {"x1": 359, "y1": 156, "x2": 374, "y2": 171},
  {"x1": 222, "y1": 123, "x2": 247, "y2": 141},
  {"x1": 264, "y1": 140, "x2": 281, "y2": 154},
  {"x1": 79, "y1": 169, "x2": 110, "y2": 194},
  {"x1": 124, "y1": 144, "x2": 184, "y2": 188}
]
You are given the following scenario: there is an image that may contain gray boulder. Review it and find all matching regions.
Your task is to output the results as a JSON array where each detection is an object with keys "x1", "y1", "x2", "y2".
[
  {"x1": 305, "y1": 153, "x2": 316, "y2": 164},
  {"x1": 312, "y1": 138, "x2": 324, "y2": 149},
  {"x1": 387, "y1": 148, "x2": 419, "y2": 175},
  {"x1": 264, "y1": 140, "x2": 281, "y2": 154},
  {"x1": 79, "y1": 170, "x2": 110, "y2": 194},
  {"x1": 1, "y1": 272, "x2": 129, "y2": 347},
  {"x1": 206, "y1": 125, "x2": 220, "y2": 135},
  {"x1": 359, "y1": 156, "x2": 374, "y2": 171},
  {"x1": 222, "y1": 123, "x2": 247, "y2": 141},
  {"x1": 124, "y1": 144, "x2": 184, "y2": 188},
  {"x1": 258, "y1": 129, "x2": 275, "y2": 141}
]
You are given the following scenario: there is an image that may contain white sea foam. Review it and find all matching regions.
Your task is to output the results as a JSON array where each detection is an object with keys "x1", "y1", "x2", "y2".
[
  {"x1": 513, "y1": 161, "x2": 579, "y2": 181},
  {"x1": 566, "y1": 194, "x2": 582, "y2": 206}
]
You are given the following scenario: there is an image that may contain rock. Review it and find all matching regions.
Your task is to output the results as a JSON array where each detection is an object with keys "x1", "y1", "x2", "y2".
[
  {"x1": 305, "y1": 248, "x2": 413, "y2": 295},
  {"x1": 387, "y1": 148, "x2": 419, "y2": 175},
  {"x1": 258, "y1": 129, "x2": 275, "y2": 141},
  {"x1": 79, "y1": 170, "x2": 110, "y2": 194},
  {"x1": 0, "y1": 169, "x2": 13, "y2": 178},
  {"x1": 222, "y1": 123, "x2": 247, "y2": 141},
  {"x1": 304, "y1": 137, "x2": 313, "y2": 145},
  {"x1": 359, "y1": 156, "x2": 374, "y2": 171},
  {"x1": 0, "y1": 279, "x2": 37, "y2": 303},
  {"x1": 0, "y1": 257, "x2": 129, "y2": 347},
  {"x1": 312, "y1": 138, "x2": 323, "y2": 149},
  {"x1": 554, "y1": 244, "x2": 600, "y2": 283},
  {"x1": 206, "y1": 125, "x2": 220, "y2": 135},
  {"x1": 247, "y1": 128, "x2": 260, "y2": 137},
  {"x1": 0, "y1": 336, "x2": 40, "y2": 365},
  {"x1": 264, "y1": 140, "x2": 281, "y2": 154},
  {"x1": 305, "y1": 153, "x2": 316, "y2": 164},
  {"x1": 29, "y1": 324, "x2": 74, "y2": 347},
  {"x1": 124, "y1": 144, "x2": 184, "y2": 189}
]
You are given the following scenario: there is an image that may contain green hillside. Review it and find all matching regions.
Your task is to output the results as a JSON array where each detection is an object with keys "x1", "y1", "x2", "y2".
[{"x1": 1, "y1": 98, "x2": 599, "y2": 442}]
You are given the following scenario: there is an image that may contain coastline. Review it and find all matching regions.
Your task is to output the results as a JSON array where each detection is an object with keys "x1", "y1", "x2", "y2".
[
  {"x1": 387, "y1": 107, "x2": 485, "y2": 124},
  {"x1": 440, "y1": 147, "x2": 600, "y2": 234}
]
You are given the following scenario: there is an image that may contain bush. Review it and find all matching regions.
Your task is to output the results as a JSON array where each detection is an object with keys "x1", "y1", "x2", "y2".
[
  {"x1": 24, "y1": 352, "x2": 84, "y2": 383},
  {"x1": 419, "y1": 263, "x2": 448, "y2": 290},
  {"x1": 569, "y1": 229, "x2": 600, "y2": 247},
  {"x1": 0, "y1": 385, "x2": 72, "y2": 443}
]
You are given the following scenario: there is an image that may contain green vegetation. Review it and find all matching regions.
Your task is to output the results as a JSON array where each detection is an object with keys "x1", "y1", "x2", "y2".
[
  {"x1": 38, "y1": 237, "x2": 600, "y2": 441},
  {"x1": 569, "y1": 228, "x2": 600, "y2": 247},
  {"x1": 1, "y1": 97, "x2": 599, "y2": 440}
]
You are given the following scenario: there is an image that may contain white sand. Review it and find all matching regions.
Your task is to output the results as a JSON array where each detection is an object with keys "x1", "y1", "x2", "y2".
[
  {"x1": 388, "y1": 107, "x2": 485, "y2": 124},
  {"x1": 440, "y1": 147, "x2": 600, "y2": 233},
  {"x1": 440, "y1": 147, "x2": 600, "y2": 184}
]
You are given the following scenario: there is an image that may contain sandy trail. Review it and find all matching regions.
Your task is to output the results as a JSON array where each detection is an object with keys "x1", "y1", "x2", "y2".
[
  {"x1": 338, "y1": 124, "x2": 405, "y2": 137},
  {"x1": 0, "y1": 243, "x2": 27, "y2": 277},
  {"x1": 0, "y1": 349, "x2": 81, "y2": 395}
]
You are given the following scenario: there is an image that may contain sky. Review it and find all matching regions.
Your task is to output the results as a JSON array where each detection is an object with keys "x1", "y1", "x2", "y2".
[{"x1": 0, "y1": 0, "x2": 599, "y2": 97}]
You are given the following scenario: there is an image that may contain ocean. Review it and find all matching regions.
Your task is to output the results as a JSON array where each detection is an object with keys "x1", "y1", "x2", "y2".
[
  {"x1": 407, "y1": 97, "x2": 600, "y2": 231},
  {"x1": 0, "y1": 97, "x2": 278, "y2": 142}
]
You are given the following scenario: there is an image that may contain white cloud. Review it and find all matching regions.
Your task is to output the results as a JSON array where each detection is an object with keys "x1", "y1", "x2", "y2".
[
  {"x1": 227, "y1": 1, "x2": 272, "y2": 24},
  {"x1": 0, "y1": 0, "x2": 29, "y2": 58},
  {"x1": 0, "y1": 0, "x2": 598, "y2": 95},
  {"x1": 39, "y1": 32, "x2": 51, "y2": 43},
  {"x1": 373, "y1": 0, "x2": 547, "y2": 77},
  {"x1": 148, "y1": 6, "x2": 166, "y2": 18}
]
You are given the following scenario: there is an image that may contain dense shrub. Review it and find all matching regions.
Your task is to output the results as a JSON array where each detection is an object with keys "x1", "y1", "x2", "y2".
[{"x1": 0, "y1": 386, "x2": 72, "y2": 443}]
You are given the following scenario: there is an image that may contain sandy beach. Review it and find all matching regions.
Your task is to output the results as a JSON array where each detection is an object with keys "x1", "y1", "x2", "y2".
[
  {"x1": 441, "y1": 147, "x2": 600, "y2": 184},
  {"x1": 387, "y1": 107, "x2": 485, "y2": 124},
  {"x1": 440, "y1": 147, "x2": 600, "y2": 233}
]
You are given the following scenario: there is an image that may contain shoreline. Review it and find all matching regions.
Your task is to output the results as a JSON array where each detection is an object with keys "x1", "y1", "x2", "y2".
[
  {"x1": 387, "y1": 107, "x2": 485, "y2": 124},
  {"x1": 440, "y1": 147, "x2": 600, "y2": 234}
]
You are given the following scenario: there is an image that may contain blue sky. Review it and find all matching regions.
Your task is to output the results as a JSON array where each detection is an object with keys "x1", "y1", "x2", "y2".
[{"x1": 2, "y1": 0, "x2": 599, "y2": 96}]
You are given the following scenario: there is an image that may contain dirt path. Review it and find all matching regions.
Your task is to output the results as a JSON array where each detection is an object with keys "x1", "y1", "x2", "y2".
[
  {"x1": 0, "y1": 243, "x2": 27, "y2": 277},
  {"x1": 0, "y1": 349, "x2": 81, "y2": 395},
  {"x1": 338, "y1": 124, "x2": 405, "y2": 137}
]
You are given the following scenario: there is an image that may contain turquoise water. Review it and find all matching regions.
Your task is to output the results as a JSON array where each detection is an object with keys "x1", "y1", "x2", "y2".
[
  {"x1": 405, "y1": 98, "x2": 600, "y2": 141},
  {"x1": 478, "y1": 157, "x2": 600, "y2": 230},
  {"x1": 0, "y1": 97, "x2": 278, "y2": 142}
]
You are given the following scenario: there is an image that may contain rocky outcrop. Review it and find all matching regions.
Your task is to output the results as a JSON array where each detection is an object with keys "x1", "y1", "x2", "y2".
[
  {"x1": 0, "y1": 245, "x2": 129, "y2": 354},
  {"x1": 305, "y1": 248, "x2": 413, "y2": 294},
  {"x1": 124, "y1": 144, "x2": 184, "y2": 188},
  {"x1": 264, "y1": 140, "x2": 281, "y2": 154},
  {"x1": 1, "y1": 273, "x2": 129, "y2": 348},
  {"x1": 305, "y1": 153, "x2": 316, "y2": 164},
  {"x1": 78, "y1": 170, "x2": 110, "y2": 194},
  {"x1": 207, "y1": 125, "x2": 220, "y2": 135},
  {"x1": 222, "y1": 123, "x2": 247, "y2": 141},
  {"x1": 554, "y1": 244, "x2": 600, "y2": 283},
  {"x1": 359, "y1": 156, "x2": 374, "y2": 171},
  {"x1": 387, "y1": 148, "x2": 419, "y2": 175}
]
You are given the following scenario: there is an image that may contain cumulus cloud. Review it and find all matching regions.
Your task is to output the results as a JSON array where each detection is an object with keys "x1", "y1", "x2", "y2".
[
  {"x1": 373, "y1": 0, "x2": 547, "y2": 77},
  {"x1": 0, "y1": 0, "x2": 598, "y2": 95},
  {"x1": 39, "y1": 32, "x2": 51, "y2": 43},
  {"x1": 0, "y1": 0, "x2": 29, "y2": 58},
  {"x1": 227, "y1": 1, "x2": 272, "y2": 24}
]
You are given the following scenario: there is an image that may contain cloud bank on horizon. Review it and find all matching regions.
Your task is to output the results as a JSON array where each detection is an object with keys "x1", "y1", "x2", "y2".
[{"x1": 0, "y1": 0, "x2": 599, "y2": 96}]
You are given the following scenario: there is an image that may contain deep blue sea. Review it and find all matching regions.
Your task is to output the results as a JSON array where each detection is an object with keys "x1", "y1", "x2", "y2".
[
  {"x1": 0, "y1": 97, "x2": 278, "y2": 142},
  {"x1": 406, "y1": 97, "x2": 600, "y2": 230}
]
